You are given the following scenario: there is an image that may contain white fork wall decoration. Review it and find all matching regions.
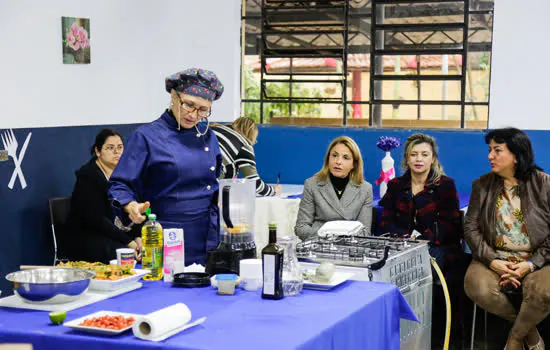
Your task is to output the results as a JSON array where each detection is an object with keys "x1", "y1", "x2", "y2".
[{"x1": 1, "y1": 129, "x2": 32, "y2": 190}]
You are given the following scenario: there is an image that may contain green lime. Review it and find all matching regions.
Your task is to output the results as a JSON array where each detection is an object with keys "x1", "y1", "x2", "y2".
[{"x1": 49, "y1": 311, "x2": 67, "y2": 325}]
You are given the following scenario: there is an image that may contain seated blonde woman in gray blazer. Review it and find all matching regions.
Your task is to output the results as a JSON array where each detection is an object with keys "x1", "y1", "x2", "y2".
[{"x1": 295, "y1": 136, "x2": 373, "y2": 241}]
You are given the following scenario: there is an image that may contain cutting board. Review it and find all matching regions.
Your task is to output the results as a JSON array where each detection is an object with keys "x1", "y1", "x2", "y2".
[{"x1": 0, "y1": 282, "x2": 142, "y2": 312}]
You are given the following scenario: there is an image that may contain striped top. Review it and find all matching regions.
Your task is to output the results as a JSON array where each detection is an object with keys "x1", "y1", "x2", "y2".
[{"x1": 212, "y1": 124, "x2": 275, "y2": 196}]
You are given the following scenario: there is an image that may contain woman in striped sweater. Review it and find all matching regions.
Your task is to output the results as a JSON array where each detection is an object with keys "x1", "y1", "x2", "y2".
[{"x1": 212, "y1": 117, "x2": 280, "y2": 196}]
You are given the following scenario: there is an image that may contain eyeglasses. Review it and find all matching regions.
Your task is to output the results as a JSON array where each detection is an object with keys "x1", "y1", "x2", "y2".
[
  {"x1": 178, "y1": 98, "x2": 211, "y2": 118},
  {"x1": 103, "y1": 145, "x2": 124, "y2": 153}
]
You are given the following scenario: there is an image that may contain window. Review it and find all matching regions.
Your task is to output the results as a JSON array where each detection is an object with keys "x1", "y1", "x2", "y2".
[{"x1": 241, "y1": 0, "x2": 494, "y2": 129}]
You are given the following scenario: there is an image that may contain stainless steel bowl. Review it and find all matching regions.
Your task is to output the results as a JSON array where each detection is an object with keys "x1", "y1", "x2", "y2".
[{"x1": 6, "y1": 268, "x2": 96, "y2": 304}]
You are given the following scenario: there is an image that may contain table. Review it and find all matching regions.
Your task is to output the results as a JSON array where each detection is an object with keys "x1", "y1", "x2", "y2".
[{"x1": 0, "y1": 280, "x2": 418, "y2": 350}]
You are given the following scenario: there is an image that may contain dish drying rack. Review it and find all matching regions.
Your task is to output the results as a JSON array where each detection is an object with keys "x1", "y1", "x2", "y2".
[{"x1": 297, "y1": 235, "x2": 419, "y2": 266}]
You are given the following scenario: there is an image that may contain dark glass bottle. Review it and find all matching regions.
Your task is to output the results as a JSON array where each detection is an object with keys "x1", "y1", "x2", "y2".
[{"x1": 261, "y1": 222, "x2": 284, "y2": 300}]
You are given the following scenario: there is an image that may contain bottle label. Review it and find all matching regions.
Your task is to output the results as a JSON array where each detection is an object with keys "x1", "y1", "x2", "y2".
[
  {"x1": 263, "y1": 254, "x2": 276, "y2": 295},
  {"x1": 152, "y1": 247, "x2": 163, "y2": 269},
  {"x1": 143, "y1": 247, "x2": 163, "y2": 270}
]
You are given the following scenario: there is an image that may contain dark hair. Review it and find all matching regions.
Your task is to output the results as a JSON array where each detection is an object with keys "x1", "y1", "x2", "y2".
[
  {"x1": 485, "y1": 127, "x2": 542, "y2": 180},
  {"x1": 90, "y1": 128, "x2": 123, "y2": 157}
]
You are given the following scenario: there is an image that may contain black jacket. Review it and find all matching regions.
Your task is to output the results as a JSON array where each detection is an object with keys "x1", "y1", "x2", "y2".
[{"x1": 67, "y1": 159, "x2": 140, "y2": 246}]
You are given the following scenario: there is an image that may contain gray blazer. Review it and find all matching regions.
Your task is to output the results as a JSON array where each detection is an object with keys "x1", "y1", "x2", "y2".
[{"x1": 294, "y1": 176, "x2": 373, "y2": 241}]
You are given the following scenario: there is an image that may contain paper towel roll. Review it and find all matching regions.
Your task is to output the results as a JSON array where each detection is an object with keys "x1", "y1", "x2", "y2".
[{"x1": 132, "y1": 303, "x2": 192, "y2": 341}]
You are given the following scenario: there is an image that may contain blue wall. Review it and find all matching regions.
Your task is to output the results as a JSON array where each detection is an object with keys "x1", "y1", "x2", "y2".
[
  {"x1": 0, "y1": 124, "x2": 140, "y2": 295},
  {"x1": 255, "y1": 126, "x2": 492, "y2": 194},
  {"x1": 254, "y1": 126, "x2": 550, "y2": 195},
  {"x1": 2, "y1": 124, "x2": 550, "y2": 295}
]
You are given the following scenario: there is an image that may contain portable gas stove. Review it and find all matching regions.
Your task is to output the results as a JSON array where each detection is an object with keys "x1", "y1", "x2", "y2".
[{"x1": 297, "y1": 235, "x2": 433, "y2": 350}]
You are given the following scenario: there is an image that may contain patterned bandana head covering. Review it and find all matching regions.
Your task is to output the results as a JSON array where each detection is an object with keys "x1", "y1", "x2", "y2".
[{"x1": 165, "y1": 68, "x2": 224, "y2": 102}]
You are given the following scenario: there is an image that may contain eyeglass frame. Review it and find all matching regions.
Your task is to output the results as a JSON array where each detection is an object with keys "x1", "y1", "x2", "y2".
[{"x1": 176, "y1": 94, "x2": 212, "y2": 118}]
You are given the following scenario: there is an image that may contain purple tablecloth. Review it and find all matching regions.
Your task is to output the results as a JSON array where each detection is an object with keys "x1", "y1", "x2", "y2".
[{"x1": 0, "y1": 280, "x2": 417, "y2": 350}]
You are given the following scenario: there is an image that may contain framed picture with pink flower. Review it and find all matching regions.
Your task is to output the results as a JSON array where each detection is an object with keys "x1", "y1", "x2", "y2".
[{"x1": 61, "y1": 17, "x2": 90, "y2": 64}]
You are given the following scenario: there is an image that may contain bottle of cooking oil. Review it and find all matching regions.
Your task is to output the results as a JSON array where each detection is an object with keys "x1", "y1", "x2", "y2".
[{"x1": 141, "y1": 213, "x2": 163, "y2": 280}]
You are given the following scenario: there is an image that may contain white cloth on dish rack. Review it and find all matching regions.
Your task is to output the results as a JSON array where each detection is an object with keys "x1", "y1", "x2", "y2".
[{"x1": 317, "y1": 221, "x2": 364, "y2": 238}]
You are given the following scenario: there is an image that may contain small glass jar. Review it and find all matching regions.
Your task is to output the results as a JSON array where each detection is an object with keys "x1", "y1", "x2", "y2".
[{"x1": 278, "y1": 235, "x2": 303, "y2": 296}]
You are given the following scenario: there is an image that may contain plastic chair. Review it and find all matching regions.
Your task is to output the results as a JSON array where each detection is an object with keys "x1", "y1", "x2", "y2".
[{"x1": 48, "y1": 197, "x2": 71, "y2": 265}]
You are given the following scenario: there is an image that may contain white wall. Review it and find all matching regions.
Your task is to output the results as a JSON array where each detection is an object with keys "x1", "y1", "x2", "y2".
[
  {"x1": 489, "y1": 0, "x2": 550, "y2": 130},
  {"x1": 0, "y1": 0, "x2": 241, "y2": 128},
  {"x1": 4, "y1": 1, "x2": 545, "y2": 130}
]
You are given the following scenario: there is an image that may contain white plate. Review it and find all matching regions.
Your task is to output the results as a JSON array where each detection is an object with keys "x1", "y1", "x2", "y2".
[
  {"x1": 64, "y1": 310, "x2": 141, "y2": 335},
  {"x1": 89, "y1": 269, "x2": 150, "y2": 291},
  {"x1": 303, "y1": 271, "x2": 356, "y2": 290}
]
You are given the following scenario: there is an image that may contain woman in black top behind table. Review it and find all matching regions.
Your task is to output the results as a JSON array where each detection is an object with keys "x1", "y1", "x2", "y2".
[{"x1": 65, "y1": 129, "x2": 142, "y2": 263}]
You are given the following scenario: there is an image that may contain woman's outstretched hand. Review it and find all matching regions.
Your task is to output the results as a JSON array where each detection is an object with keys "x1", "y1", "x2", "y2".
[{"x1": 124, "y1": 201, "x2": 150, "y2": 224}]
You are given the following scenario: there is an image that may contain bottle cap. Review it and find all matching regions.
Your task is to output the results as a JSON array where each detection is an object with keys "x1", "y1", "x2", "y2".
[
  {"x1": 268, "y1": 222, "x2": 277, "y2": 230},
  {"x1": 145, "y1": 207, "x2": 152, "y2": 218},
  {"x1": 149, "y1": 213, "x2": 157, "y2": 221}
]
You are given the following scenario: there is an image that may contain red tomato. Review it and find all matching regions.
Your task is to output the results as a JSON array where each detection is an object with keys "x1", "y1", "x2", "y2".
[{"x1": 78, "y1": 315, "x2": 136, "y2": 329}]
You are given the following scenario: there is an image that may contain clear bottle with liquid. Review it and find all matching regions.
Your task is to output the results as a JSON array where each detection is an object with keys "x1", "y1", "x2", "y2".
[
  {"x1": 141, "y1": 213, "x2": 163, "y2": 280},
  {"x1": 279, "y1": 235, "x2": 303, "y2": 296},
  {"x1": 261, "y1": 222, "x2": 284, "y2": 300}
]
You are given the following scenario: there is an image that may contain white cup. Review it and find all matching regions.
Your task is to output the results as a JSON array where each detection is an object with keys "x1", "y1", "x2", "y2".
[
  {"x1": 239, "y1": 259, "x2": 262, "y2": 291},
  {"x1": 116, "y1": 248, "x2": 135, "y2": 267}
]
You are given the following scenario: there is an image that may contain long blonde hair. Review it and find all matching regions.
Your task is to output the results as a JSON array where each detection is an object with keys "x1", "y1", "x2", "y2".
[
  {"x1": 315, "y1": 136, "x2": 364, "y2": 184},
  {"x1": 231, "y1": 117, "x2": 257, "y2": 144},
  {"x1": 401, "y1": 133, "x2": 445, "y2": 183}
]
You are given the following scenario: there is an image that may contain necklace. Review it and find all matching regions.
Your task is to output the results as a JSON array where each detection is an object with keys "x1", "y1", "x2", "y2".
[
  {"x1": 330, "y1": 173, "x2": 348, "y2": 198},
  {"x1": 96, "y1": 159, "x2": 110, "y2": 180},
  {"x1": 195, "y1": 120, "x2": 209, "y2": 137},
  {"x1": 334, "y1": 186, "x2": 345, "y2": 196}
]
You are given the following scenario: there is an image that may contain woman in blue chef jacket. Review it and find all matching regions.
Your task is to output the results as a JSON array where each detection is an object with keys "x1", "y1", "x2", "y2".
[{"x1": 108, "y1": 68, "x2": 224, "y2": 265}]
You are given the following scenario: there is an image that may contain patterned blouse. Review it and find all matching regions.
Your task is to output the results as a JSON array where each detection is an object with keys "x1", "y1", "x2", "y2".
[{"x1": 494, "y1": 186, "x2": 532, "y2": 262}]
